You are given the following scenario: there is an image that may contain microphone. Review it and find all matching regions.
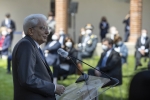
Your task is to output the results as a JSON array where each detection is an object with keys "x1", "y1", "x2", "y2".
[
  {"x1": 57, "y1": 48, "x2": 69, "y2": 58},
  {"x1": 57, "y1": 48, "x2": 119, "y2": 87}
]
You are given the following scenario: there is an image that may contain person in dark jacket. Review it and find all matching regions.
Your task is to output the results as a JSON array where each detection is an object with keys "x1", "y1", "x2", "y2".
[
  {"x1": 123, "y1": 13, "x2": 130, "y2": 42},
  {"x1": 12, "y1": 14, "x2": 65, "y2": 100},
  {"x1": 0, "y1": 27, "x2": 12, "y2": 59},
  {"x1": 134, "y1": 29, "x2": 150, "y2": 70},
  {"x1": 45, "y1": 12, "x2": 55, "y2": 45},
  {"x1": 78, "y1": 28, "x2": 85, "y2": 44},
  {"x1": 77, "y1": 24, "x2": 98, "y2": 74},
  {"x1": 88, "y1": 38, "x2": 122, "y2": 85},
  {"x1": 1, "y1": 13, "x2": 16, "y2": 41},
  {"x1": 99, "y1": 16, "x2": 109, "y2": 41},
  {"x1": 43, "y1": 34, "x2": 61, "y2": 67},
  {"x1": 129, "y1": 70, "x2": 150, "y2": 100},
  {"x1": 53, "y1": 37, "x2": 78, "y2": 84}
]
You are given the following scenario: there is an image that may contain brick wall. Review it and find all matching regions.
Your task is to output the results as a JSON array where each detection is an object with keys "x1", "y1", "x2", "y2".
[
  {"x1": 129, "y1": 0, "x2": 142, "y2": 42},
  {"x1": 55, "y1": 0, "x2": 68, "y2": 33}
]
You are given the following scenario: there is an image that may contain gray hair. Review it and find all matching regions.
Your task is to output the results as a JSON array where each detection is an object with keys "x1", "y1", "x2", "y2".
[{"x1": 23, "y1": 14, "x2": 47, "y2": 35}]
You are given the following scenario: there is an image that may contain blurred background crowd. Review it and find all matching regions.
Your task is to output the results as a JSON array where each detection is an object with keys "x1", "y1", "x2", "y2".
[{"x1": 0, "y1": 0, "x2": 150, "y2": 100}]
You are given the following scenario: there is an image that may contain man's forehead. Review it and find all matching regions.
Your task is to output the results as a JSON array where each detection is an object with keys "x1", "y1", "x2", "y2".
[
  {"x1": 38, "y1": 18, "x2": 47, "y2": 25},
  {"x1": 103, "y1": 41, "x2": 108, "y2": 44}
]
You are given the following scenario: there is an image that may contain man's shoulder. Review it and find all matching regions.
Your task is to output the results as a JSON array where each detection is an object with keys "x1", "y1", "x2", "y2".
[
  {"x1": 14, "y1": 37, "x2": 33, "y2": 48},
  {"x1": 112, "y1": 49, "x2": 120, "y2": 56},
  {"x1": 90, "y1": 34, "x2": 98, "y2": 39}
]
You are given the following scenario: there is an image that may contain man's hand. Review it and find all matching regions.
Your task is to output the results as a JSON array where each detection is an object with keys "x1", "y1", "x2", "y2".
[
  {"x1": 95, "y1": 70, "x2": 101, "y2": 76},
  {"x1": 44, "y1": 50, "x2": 49, "y2": 53},
  {"x1": 55, "y1": 85, "x2": 65, "y2": 96},
  {"x1": 140, "y1": 50, "x2": 145, "y2": 55}
]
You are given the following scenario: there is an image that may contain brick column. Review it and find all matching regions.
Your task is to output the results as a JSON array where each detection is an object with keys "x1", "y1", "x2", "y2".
[
  {"x1": 55, "y1": 0, "x2": 68, "y2": 33},
  {"x1": 129, "y1": 0, "x2": 142, "y2": 42}
]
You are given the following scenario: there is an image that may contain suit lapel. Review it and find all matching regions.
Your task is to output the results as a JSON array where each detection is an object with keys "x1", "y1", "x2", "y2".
[
  {"x1": 99, "y1": 52, "x2": 106, "y2": 65},
  {"x1": 25, "y1": 36, "x2": 53, "y2": 80},
  {"x1": 35, "y1": 47, "x2": 53, "y2": 81}
]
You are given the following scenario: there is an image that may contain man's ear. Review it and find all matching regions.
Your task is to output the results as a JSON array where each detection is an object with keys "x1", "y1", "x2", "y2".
[{"x1": 28, "y1": 28, "x2": 34, "y2": 36}]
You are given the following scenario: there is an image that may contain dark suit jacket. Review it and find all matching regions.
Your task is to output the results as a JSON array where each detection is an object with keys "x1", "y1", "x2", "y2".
[
  {"x1": 135, "y1": 36, "x2": 150, "y2": 50},
  {"x1": 129, "y1": 70, "x2": 150, "y2": 100},
  {"x1": 60, "y1": 47, "x2": 78, "y2": 75},
  {"x1": 12, "y1": 36, "x2": 55, "y2": 100},
  {"x1": 99, "y1": 21, "x2": 109, "y2": 36},
  {"x1": 123, "y1": 17, "x2": 130, "y2": 32},
  {"x1": 0, "y1": 34, "x2": 12, "y2": 55},
  {"x1": 1, "y1": 19, "x2": 16, "y2": 40},
  {"x1": 97, "y1": 49, "x2": 122, "y2": 85}
]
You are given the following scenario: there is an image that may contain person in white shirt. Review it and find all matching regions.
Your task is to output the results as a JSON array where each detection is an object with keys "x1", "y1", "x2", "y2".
[{"x1": 135, "y1": 29, "x2": 150, "y2": 70}]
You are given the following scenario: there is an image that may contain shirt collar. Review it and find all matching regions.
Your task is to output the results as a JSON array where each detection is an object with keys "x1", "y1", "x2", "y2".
[
  {"x1": 105, "y1": 48, "x2": 112, "y2": 57},
  {"x1": 34, "y1": 40, "x2": 40, "y2": 48}
]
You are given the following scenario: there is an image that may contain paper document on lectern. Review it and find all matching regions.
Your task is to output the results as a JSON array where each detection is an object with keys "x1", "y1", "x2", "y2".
[{"x1": 56, "y1": 75, "x2": 110, "y2": 100}]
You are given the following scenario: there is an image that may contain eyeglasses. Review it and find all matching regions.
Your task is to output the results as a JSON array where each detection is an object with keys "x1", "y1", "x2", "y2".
[{"x1": 31, "y1": 26, "x2": 50, "y2": 32}]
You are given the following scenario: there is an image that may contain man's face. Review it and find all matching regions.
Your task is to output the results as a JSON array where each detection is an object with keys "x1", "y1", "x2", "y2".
[
  {"x1": 102, "y1": 41, "x2": 109, "y2": 47},
  {"x1": 30, "y1": 18, "x2": 49, "y2": 45},
  {"x1": 102, "y1": 41, "x2": 112, "y2": 50}
]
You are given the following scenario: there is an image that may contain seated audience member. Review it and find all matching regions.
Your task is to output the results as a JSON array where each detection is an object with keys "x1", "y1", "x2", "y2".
[
  {"x1": 43, "y1": 34, "x2": 61, "y2": 67},
  {"x1": 0, "y1": 27, "x2": 12, "y2": 59},
  {"x1": 78, "y1": 27, "x2": 85, "y2": 44},
  {"x1": 77, "y1": 24, "x2": 98, "y2": 74},
  {"x1": 114, "y1": 34, "x2": 128, "y2": 64},
  {"x1": 53, "y1": 37, "x2": 78, "y2": 84},
  {"x1": 88, "y1": 38, "x2": 122, "y2": 85},
  {"x1": 46, "y1": 12, "x2": 55, "y2": 45},
  {"x1": 129, "y1": 70, "x2": 150, "y2": 100},
  {"x1": 58, "y1": 28, "x2": 67, "y2": 48},
  {"x1": 134, "y1": 29, "x2": 150, "y2": 70},
  {"x1": 106, "y1": 26, "x2": 118, "y2": 40}
]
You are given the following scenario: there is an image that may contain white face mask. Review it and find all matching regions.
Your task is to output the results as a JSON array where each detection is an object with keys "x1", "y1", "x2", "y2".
[
  {"x1": 65, "y1": 42, "x2": 72, "y2": 48},
  {"x1": 142, "y1": 33, "x2": 147, "y2": 37},
  {"x1": 52, "y1": 35, "x2": 58, "y2": 41},
  {"x1": 102, "y1": 45, "x2": 108, "y2": 51},
  {"x1": 117, "y1": 41, "x2": 122, "y2": 46},
  {"x1": 59, "y1": 30, "x2": 64, "y2": 35},
  {"x1": 2, "y1": 31, "x2": 8, "y2": 36},
  {"x1": 81, "y1": 31, "x2": 85, "y2": 35},
  {"x1": 86, "y1": 29, "x2": 92, "y2": 35}
]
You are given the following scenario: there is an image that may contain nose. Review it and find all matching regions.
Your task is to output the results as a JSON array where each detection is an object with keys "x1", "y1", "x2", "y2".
[{"x1": 45, "y1": 29, "x2": 49, "y2": 35}]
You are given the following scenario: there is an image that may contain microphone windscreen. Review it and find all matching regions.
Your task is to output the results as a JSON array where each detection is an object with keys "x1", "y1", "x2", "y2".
[{"x1": 57, "y1": 48, "x2": 68, "y2": 58}]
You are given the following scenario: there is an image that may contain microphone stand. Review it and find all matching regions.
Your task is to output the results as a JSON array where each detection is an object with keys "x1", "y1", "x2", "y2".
[
  {"x1": 68, "y1": 55, "x2": 119, "y2": 87},
  {"x1": 68, "y1": 56, "x2": 92, "y2": 100},
  {"x1": 68, "y1": 56, "x2": 89, "y2": 83}
]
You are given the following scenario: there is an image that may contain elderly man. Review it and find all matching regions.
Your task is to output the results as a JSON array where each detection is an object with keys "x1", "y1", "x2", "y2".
[{"x1": 12, "y1": 14, "x2": 65, "y2": 100}]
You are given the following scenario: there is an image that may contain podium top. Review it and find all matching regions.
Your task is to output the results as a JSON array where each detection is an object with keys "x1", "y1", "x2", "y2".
[{"x1": 56, "y1": 75, "x2": 110, "y2": 100}]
